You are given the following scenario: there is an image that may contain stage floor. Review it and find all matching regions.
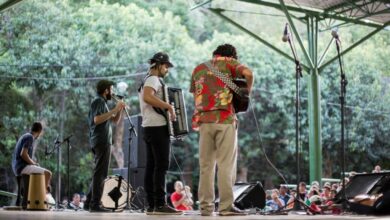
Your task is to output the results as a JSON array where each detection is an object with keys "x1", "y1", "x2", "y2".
[{"x1": 0, "y1": 209, "x2": 389, "y2": 220}]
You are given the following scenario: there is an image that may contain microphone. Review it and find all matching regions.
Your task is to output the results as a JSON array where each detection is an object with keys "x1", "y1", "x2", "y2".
[
  {"x1": 46, "y1": 135, "x2": 59, "y2": 157},
  {"x1": 54, "y1": 135, "x2": 60, "y2": 144},
  {"x1": 331, "y1": 29, "x2": 340, "y2": 41},
  {"x1": 282, "y1": 23, "x2": 289, "y2": 42},
  {"x1": 63, "y1": 134, "x2": 73, "y2": 142},
  {"x1": 45, "y1": 145, "x2": 49, "y2": 157},
  {"x1": 112, "y1": 93, "x2": 124, "y2": 99}
]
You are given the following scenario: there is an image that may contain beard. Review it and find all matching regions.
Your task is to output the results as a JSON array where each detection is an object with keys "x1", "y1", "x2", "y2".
[
  {"x1": 159, "y1": 70, "x2": 168, "y2": 78},
  {"x1": 106, "y1": 93, "x2": 112, "y2": 100}
]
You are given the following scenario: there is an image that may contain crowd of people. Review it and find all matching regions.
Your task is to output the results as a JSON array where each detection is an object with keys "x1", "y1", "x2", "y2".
[{"x1": 264, "y1": 165, "x2": 386, "y2": 214}]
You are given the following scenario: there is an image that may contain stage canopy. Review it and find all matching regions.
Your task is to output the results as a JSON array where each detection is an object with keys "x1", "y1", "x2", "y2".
[
  {"x1": 192, "y1": 0, "x2": 390, "y2": 183},
  {"x1": 0, "y1": 0, "x2": 23, "y2": 12}
]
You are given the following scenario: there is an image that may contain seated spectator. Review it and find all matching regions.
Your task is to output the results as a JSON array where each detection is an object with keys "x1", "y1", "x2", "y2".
[
  {"x1": 331, "y1": 183, "x2": 339, "y2": 191},
  {"x1": 337, "y1": 177, "x2": 350, "y2": 192},
  {"x1": 170, "y1": 181, "x2": 193, "y2": 211},
  {"x1": 320, "y1": 184, "x2": 332, "y2": 202},
  {"x1": 286, "y1": 182, "x2": 307, "y2": 210},
  {"x1": 308, "y1": 185, "x2": 320, "y2": 199},
  {"x1": 298, "y1": 182, "x2": 308, "y2": 201},
  {"x1": 183, "y1": 185, "x2": 194, "y2": 210},
  {"x1": 279, "y1": 185, "x2": 290, "y2": 205},
  {"x1": 61, "y1": 197, "x2": 69, "y2": 209},
  {"x1": 266, "y1": 189, "x2": 285, "y2": 211},
  {"x1": 372, "y1": 165, "x2": 381, "y2": 173},
  {"x1": 69, "y1": 193, "x2": 84, "y2": 210},
  {"x1": 311, "y1": 181, "x2": 320, "y2": 189},
  {"x1": 80, "y1": 193, "x2": 87, "y2": 204}
]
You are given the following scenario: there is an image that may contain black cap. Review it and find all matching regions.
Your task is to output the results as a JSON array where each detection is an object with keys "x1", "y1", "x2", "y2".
[
  {"x1": 149, "y1": 52, "x2": 174, "y2": 67},
  {"x1": 96, "y1": 79, "x2": 114, "y2": 95}
]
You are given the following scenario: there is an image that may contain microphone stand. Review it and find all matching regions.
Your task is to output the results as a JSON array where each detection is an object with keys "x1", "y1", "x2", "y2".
[
  {"x1": 334, "y1": 38, "x2": 348, "y2": 210},
  {"x1": 63, "y1": 136, "x2": 72, "y2": 209},
  {"x1": 46, "y1": 135, "x2": 72, "y2": 210},
  {"x1": 285, "y1": 31, "x2": 303, "y2": 211},
  {"x1": 114, "y1": 96, "x2": 138, "y2": 211}
]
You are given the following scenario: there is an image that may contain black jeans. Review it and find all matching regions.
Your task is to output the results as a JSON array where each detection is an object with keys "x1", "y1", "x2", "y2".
[
  {"x1": 85, "y1": 144, "x2": 110, "y2": 208},
  {"x1": 143, "y1": 125, "x2": 170, "y2": 208}
]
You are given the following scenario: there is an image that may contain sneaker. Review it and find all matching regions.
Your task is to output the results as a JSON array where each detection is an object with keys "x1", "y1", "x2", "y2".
[
  {"x1": 83, "y1": 203, "x2": 89, "y2": 211},
  {"x1": 153, "y1": 204, "x2": 183, "y2": 215},
  {"x1": 89, "y1": 206, "x2": 111, "y2": 212},
  {"x1": 201, "y1": 211, "x2": 214, "y2": 216},
  {"x1": 219, "y1": 206, "x2": 247, "y2": 216},
  {"x1": 145, "y1": 207, "x2": 155, "y2": 215}
]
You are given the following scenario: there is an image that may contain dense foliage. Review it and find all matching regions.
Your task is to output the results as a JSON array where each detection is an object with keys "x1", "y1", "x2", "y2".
[{"x1": 0, "y1": 0, "x2": 389, "y2": 206}]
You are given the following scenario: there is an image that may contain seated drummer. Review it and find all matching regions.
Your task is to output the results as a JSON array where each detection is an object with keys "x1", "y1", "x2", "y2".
[{"x1": 12, "y1": 122, "x2": 52, "y2": 193}]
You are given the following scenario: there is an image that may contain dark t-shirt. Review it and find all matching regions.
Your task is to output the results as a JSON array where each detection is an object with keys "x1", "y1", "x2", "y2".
[
  {"x1": 88, "y1": 95, "x2": 112, "y2": 147},
  {"x1": 12, "y1": 133, "x2": 34, "y2": 176}
]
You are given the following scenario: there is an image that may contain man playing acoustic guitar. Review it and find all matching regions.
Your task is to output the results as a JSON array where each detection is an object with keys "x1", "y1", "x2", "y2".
[{"x1": 190, "y1": 44, "x2": 253, "y2": 216}]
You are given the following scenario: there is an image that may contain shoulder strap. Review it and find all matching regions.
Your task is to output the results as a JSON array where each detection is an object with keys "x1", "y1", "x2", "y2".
[
  {"x1": 138, "y1": 73, "x2": 153, "y2": 92},
  {"x1": 204, "y1": 61, "x2": 243, "y2": 96},
  {"x1": 153, "y1": 78, "x2": 167, "y2": 116},
  {"x1": 137, "y1": 73, "x2": 168, "y2": 116}
]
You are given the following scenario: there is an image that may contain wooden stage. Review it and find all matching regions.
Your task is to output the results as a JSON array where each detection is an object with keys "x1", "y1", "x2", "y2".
[{"x1": 0, "y1": 209, "x2": 388, "y2": 220}]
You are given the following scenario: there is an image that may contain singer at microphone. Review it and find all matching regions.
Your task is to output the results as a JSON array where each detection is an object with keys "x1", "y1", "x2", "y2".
[{"x1": 85, "y1": 79, "x2": 126, "y2": 212}]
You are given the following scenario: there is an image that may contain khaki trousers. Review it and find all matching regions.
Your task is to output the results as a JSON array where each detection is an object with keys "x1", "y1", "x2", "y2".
[{"x1": 198, "y1": 123, "x2": 237, "y2": 213}]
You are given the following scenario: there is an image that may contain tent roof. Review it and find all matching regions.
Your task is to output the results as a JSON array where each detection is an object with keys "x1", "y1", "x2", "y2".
[
  {"x1": 0, "y1": 0, "x2": 23, "y2": 12},
  {"x1": 227, "y1": 0, "x2": 390, "y2": 28},
  {"x1": 280, "y1": 0, "x2": 390, "y2": 25}
]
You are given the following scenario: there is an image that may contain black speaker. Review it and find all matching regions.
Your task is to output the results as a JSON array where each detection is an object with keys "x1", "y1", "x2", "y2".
[
  {"x1": 335, "y1": 172, "x2": 390, "y2": 201},
  {"x1": 215, "y1": 182, "x2": 265, "y2": 209},
  {"x1": 123, "y1": 115, "x2": 146, "y2": 168},
  {"x1": 234, "y1": 182, "x2": 266, "y2": 209}
]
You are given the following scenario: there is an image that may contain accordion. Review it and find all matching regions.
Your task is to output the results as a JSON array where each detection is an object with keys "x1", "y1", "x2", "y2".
[{"x1": 163, "y1": 87, "x2": 189, "y2": 139}]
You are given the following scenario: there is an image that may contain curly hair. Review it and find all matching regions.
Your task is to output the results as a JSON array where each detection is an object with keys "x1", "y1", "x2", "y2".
[
  {"x1": 96, "y1": 80, "x2": 114, "y2": 95},
  {"x1": 212, "y1": 44, "x2": 238, "y2": 59}
]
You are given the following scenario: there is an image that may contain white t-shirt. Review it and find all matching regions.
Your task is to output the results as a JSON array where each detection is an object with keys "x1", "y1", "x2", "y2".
[{"x1": 139, "y1": 75, "x2": 167, "y2": 127}]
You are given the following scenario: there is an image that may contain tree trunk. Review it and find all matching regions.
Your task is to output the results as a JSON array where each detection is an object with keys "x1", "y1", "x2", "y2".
[
  {"x1": 323, "y1": 148, "x2": 333, "y2": 178},
  {"x1": 237, "y1": 166, "x2": 248, "y2": 183}
]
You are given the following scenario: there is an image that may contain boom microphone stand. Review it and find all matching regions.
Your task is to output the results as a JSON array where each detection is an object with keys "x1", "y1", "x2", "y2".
[
  {"x1": 46, "y1": 134, "x2": 73, "y2": 210},
  {"x1": 332, "y1": 30, "x2": 348, "y2": 209},
  {"x1": 113, "y1": 94, "x2": 137, "y2": 210},
  {"x1": 282, "y1": 23, "x2": 303, "y2": 211}
]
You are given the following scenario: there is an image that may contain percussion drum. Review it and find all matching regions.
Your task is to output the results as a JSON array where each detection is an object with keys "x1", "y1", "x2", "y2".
[
  {"x1": 101, "y1": 175, "x2": 131, "y2": 211},
  {"x1": 27, "y1": 173, "x2": 48, "y2": 210}
]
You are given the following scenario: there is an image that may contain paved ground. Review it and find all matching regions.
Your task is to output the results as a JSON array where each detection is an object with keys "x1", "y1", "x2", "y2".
[{"x1": 0, "y1": 209, "x2": 389, "y2": 220}]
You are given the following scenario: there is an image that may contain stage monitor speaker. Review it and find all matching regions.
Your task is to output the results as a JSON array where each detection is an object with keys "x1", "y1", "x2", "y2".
[
  {"x1": 123, "y1": 115, "x2": 146, "y2": 168},
  {"x1": 216, "y1": 182, "x2": 265, "y2": 209},
  {"x1": 335, "y1": 172, "x2": 390, "y2": 201}
]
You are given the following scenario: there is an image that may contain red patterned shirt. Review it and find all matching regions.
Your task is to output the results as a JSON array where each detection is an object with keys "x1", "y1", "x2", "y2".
[{"x1": 190, "y1": 56, "x2": 247, "y2": 130}]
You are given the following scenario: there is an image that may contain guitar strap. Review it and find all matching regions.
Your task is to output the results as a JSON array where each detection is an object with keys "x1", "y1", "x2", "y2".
[
  {"x1": 204, "y1": 61, "x2": 244, "y2": 97},
  {"x1": 138, "y1": 73, "x2": 167, "y2": 117}
]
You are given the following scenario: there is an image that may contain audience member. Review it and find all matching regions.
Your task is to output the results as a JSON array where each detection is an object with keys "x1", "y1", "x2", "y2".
[
  {"x1": 266, "y1": 189, "x2": 285, "y2": 211},
  {"x1": 170, "y1": 181, "x2": 193, "y2": 211},
  {"x1": 69, "y1": 193, "x2": 84, "y2": 210},
  {"x1": 372, "y1": 165, "x2": 381, "y2": 173},
  {"x1": 279, "y1": 185, "x2": 290, "y2": 205}
]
